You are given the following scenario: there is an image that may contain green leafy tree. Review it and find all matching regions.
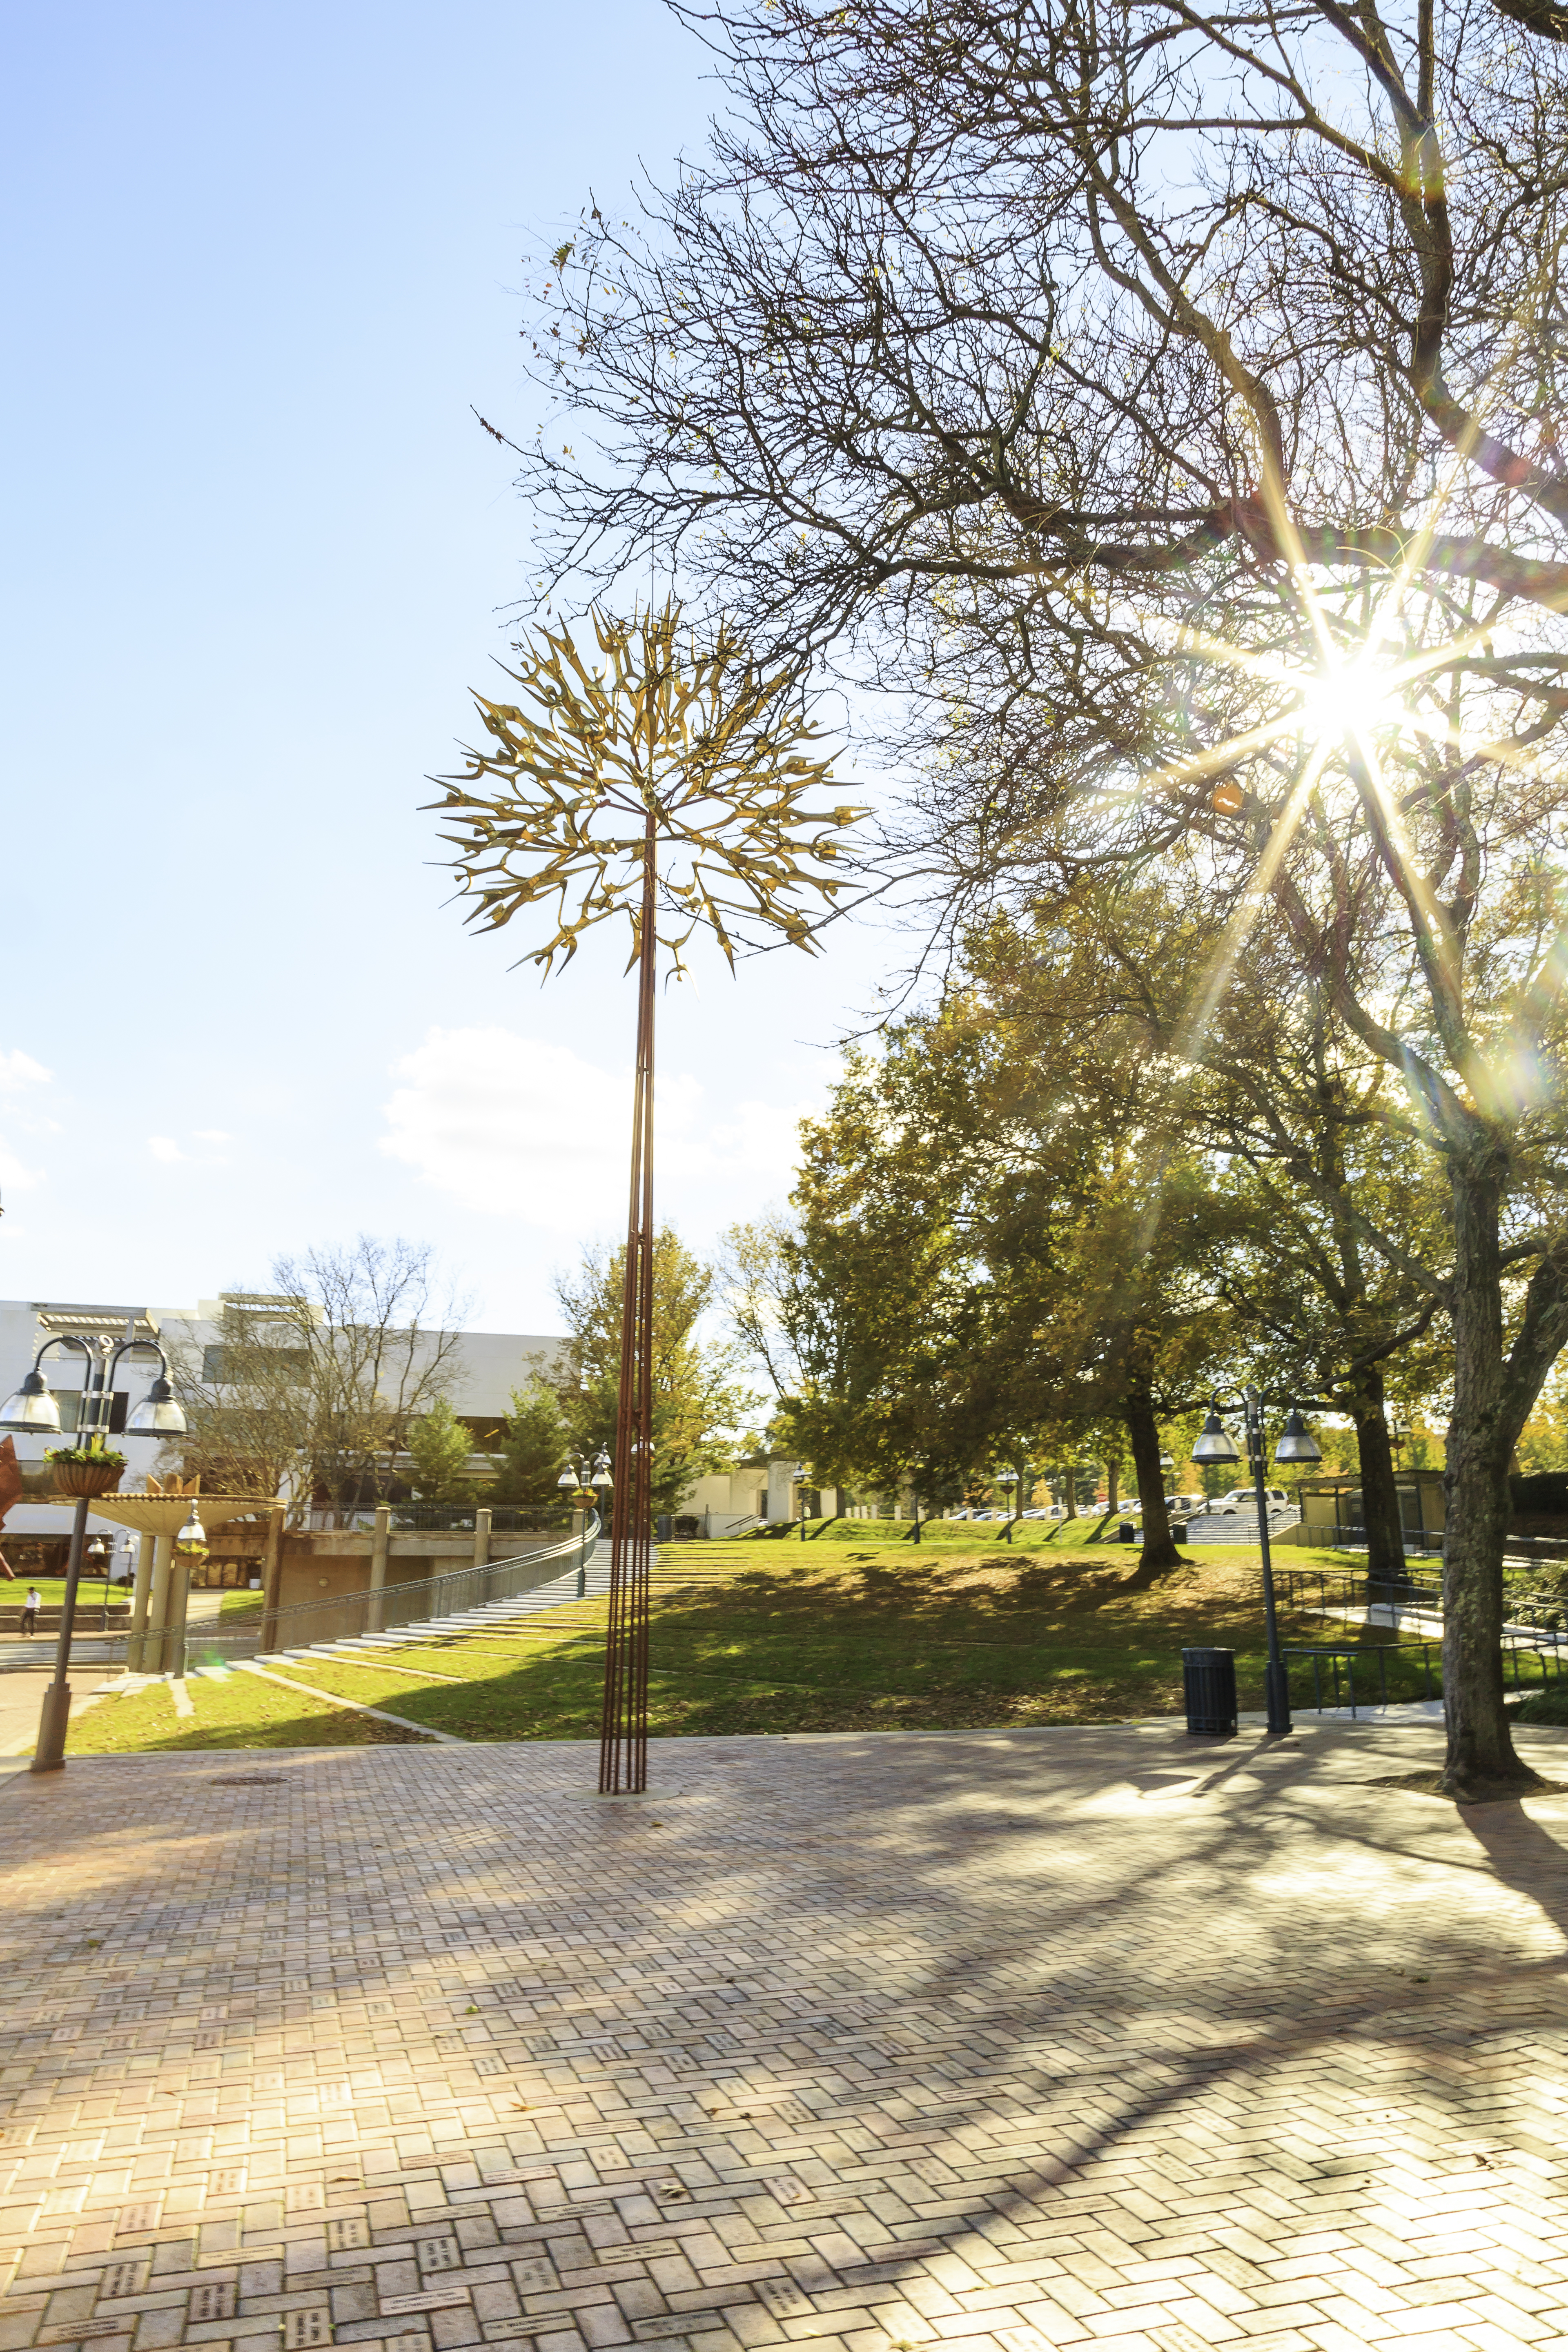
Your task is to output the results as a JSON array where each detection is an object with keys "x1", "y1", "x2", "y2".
[
  {"x1": 406, "y1": 1395, "x2": 474, "y2": 1506},
  {"x1": 732, "y1": 1012, "x2": 1241, "y2": 1570},
  {"x1": 960, "y1": 886, "x2": 1455, "y2": 1579},
  {"x1": 556, "y1": 1227, "x2": 757, "y2": 1519},
  {"x1": 488, "y1": 1371, "x2": 572, "y2": 1509}
]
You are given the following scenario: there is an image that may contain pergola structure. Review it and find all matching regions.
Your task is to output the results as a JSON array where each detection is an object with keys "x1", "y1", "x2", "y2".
[{"x1": 82, "y1": 1481, "x2": 281, "y2": 1672}]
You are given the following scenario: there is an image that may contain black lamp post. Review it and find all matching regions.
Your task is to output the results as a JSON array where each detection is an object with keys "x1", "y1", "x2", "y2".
[
  {"x1": 558, "y1": 1449, "x2": 611, "y2": 1596},
  {"x1": 0, "y1": 1333, "x2": 186, "y2": 1773},
  {"x1": 996, "y1": 1463, "x2": 1023, "y2": 1542},
  {"x1": 788, "y1": 1460, "x2": 809, "y2": 1542},
  {"x1": 87, "y1": 1535, "x2": 110, "y2": 1633},
  {"x1": 1192, "y1": 1391, "x2": 1322, "y2": 1736}
]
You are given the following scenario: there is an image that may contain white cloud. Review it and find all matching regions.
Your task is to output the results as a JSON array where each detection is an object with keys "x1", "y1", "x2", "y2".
[
  {"x1": 147, "y1": 1136, "x2": 186, "y2": 1163},
  {"x1": 0, "y1": 1049, "x2": 49, "y2": 1094},
  {"x1": 380, "y1": 1026, "x2": 821, "y2": 1236}
]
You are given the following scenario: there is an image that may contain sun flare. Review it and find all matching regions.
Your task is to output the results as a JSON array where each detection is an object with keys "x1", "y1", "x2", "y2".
[{"x1": 1295, "y1": 659, "x2": 1403, "y2": 747}]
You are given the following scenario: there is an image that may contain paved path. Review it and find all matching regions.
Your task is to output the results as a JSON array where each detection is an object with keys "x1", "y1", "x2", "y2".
[
  {"x1": 0, "y1": 1666, "x2": 120, "y2": 1757},
  {"x1": 6, "y1": 1719, "x2": 1568, "y2": 2352}
]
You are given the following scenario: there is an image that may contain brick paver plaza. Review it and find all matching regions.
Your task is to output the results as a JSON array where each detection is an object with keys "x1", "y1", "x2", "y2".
[{"x1": 6, "y1": 1720, "x2": 1568, "y2": 2352}]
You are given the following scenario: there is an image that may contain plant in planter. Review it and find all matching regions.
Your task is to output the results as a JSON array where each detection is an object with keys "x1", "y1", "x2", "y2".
[{"x1": 46, "y1": 1444, "x2": 127, "y2": 1498}]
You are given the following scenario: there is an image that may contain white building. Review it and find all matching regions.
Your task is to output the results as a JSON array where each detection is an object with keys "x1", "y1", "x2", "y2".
[{"x1": 0, "y1": 1294, "x2": 568, "y2": 1562}]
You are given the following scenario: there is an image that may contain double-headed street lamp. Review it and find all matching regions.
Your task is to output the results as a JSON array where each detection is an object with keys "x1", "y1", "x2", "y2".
[
  {"x1": 996, "y1": 1462, "x2": 1027, "y2": 1542},
  {"x1": 1192, "y1": 1391, "x2": 1321, "y2": 1736},
  {"x1": 0, "y1": 1332, "x2": 187, "y2": 1772},
  {"x1": 558, "y1": 1449, "x2": 610, "y2": 1596}
]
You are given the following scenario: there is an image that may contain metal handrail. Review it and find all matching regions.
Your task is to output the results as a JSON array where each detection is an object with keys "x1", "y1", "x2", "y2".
[
  {"x1": 1284, "y1": 1630, "x2": 1565, "y2": 1717},
  {"x1": 1278, "y1": 1560, "x2": 1568, "y2": 1642},
  {"x1": 174, "y1": 1516, "x2": 599, "y2": 1673}
]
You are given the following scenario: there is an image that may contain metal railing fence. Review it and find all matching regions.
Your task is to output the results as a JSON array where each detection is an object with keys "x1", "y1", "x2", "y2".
[
  {"x1": 1277, "y1": 1563, "x2": 1442, "y2": 1621},
  {"x1": 1285, "y1": 1633, "x2": 1566, "y2": 1717},
  {"x1": 388, "y1": 1503, "x2": 578, "y2": 1534},
  {"x1": 1312, "y1": 1514, "x2": 1445, "y2": 1557},
  {"x1": 297, "y1": 1503, "x2": 579, "y2": 1535},
  {"x1": 176, "y1": 1517, "x2": 599, "y2": 1674},
  {"x1": 1277, "y1": 1560, "x2": 1568, "y2": 1643}
]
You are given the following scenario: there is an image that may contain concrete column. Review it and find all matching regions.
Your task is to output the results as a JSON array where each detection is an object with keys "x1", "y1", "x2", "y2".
[
  {"x1": 473, "y1": 1507, "x2": 491, "y2": 1568},
  {"x1": 126, "y1": 1534, "x2": 155, "y2": 1670},
  {"x1": 260, "y1": 1505, "x2": 285, "y2": 1651},
  {"x1": 142, "y1": 1534, "x2": 175, "y2": 1674},
  {"x1": 368, "y1": 1503, "x2": 390, "y2": 1631}
]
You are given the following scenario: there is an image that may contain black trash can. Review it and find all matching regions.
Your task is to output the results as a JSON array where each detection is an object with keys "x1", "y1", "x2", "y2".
[
  {"x1": 1183, "y1": 1646, "x2": 1238, "y2": 1737},
  {"x1": 1117, "y1": 1520, "x2": 1136, "y2": 1543}
]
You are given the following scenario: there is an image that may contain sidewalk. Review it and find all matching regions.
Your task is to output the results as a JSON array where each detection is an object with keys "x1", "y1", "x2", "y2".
[
  {"x1": 0, "y1": 1665, "x2": 119, "y2": 1757},
  {"x1": 4, "y1": 1717, "x2": 1568, "y2": 2352}
]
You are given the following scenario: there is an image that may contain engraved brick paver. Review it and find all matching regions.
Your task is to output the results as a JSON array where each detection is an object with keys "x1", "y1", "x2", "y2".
[{"x1": 5, "y1": 1723, "x2": 1568, "y2": 2352}]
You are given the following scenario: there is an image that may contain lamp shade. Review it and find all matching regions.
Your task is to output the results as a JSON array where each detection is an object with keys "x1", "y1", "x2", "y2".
[
  {"x1": 176, "y1": 1502, "x2": 207, "y2": 1551},
  {"x1": 1274, "y1": 1408, "x2": 1323, "y2": 1465},
  {"x1": 1191, "y1": 1407, "x2": 1241, "y2": 1466},
  {"x1": 0, "y1": 1369, "x2": 62, "y2": 1434},
  {"x1": 997, "y1": 1466, "x2": 1019, "y2": 1488},
  {"x1": 125, "y1": 1377, "x2": 187, "y2": 1438},
  {"x1": 557, "y1": 1466, "x2": 579, "y2": 1491}
]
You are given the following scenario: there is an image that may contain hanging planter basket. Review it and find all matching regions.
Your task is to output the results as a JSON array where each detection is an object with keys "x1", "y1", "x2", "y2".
[{"x1": 51, "y1": 1460, "x2": 125, "y2": 1499}]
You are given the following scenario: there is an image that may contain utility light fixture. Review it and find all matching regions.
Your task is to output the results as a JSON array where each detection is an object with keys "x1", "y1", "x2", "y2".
[
  {"x1": 1274, "y1": 1408, "x2": 1323, "y2": 1465},
  {"x1": 0, "y1": 1368, "x2": 62, "y2": 1433},
  {"x1": 125, "y1": 1376, "x2": 187, "y2": 1438},
  {"x1": 1191, "y1": 1407, "x2": 1241, "y2": 1466}
]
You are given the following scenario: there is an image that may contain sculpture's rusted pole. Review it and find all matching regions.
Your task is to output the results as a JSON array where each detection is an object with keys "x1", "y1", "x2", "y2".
[
  {"x1": 599, "y1": 811, "x2": 657, "y2": 1793},
  {"x1": 430, "y1": 603, "x2": 860, "y2": 1794}
]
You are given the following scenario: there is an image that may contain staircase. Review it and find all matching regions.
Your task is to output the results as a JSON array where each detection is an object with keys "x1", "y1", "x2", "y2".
[{"x1": 249, "y1": 1546, "x2": 614, "y2": 1669}]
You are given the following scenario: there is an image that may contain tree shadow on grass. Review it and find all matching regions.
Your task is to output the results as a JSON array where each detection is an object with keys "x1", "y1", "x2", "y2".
[{"x1": 366, "y1": 1553, "x2": 1438, "y2": 1739}]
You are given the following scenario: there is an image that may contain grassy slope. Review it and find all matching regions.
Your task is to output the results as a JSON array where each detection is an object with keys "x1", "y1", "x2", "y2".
[{"x1": 73, "y1": 1538, "x2": 1461, "y2": 1752}]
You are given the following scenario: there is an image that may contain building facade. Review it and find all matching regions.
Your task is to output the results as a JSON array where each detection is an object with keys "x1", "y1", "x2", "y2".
[{"x1": 0, "y1": 1294, "x2": 568, "y2": 1574}]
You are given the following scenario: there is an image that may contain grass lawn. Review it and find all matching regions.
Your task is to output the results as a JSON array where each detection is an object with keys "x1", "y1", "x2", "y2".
[
  {"x1": 64, "y1": 1667, "x2": 428, "y2": 1753},
  {"x1": 0, "y1": 1580, "x2": 261, "y2": 1613},
  {"x1": 0, "y1": 1577, "x2": 132, "y2": 1610},
  {"x1": 65, "y1": 1537, "x2": 1481, "y2": 1753}
]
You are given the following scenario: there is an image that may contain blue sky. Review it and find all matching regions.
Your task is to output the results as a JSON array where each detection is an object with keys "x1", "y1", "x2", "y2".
[{"x1": 0, "y1": 0, "x2": 897, "y2": 1330}]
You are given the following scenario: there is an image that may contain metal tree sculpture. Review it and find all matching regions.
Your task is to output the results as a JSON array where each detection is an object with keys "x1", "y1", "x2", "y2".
[{"x1": 432, "y1": 602, "x2": 859, "y2": 1791}]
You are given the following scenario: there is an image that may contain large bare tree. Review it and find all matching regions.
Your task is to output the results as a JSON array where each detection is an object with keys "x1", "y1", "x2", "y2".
[
  {"x1": 505, "y1": 0, "x2": 1568, "y2": 1797},
  {"x1": 170, "y1": 1238, "x2": 468, "y2": 1523}
]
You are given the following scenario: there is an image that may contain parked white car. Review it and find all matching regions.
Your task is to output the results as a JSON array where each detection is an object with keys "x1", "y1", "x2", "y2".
[{"x1": 1209, "y1": 1486, "x2": 1290, "y2": 1515}]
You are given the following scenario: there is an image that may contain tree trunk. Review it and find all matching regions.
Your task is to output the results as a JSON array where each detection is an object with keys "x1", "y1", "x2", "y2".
[
  {"x1": 1440, "y1": 1147, "x2": 1541, "y2": 1799},
  {"x1": 1106, "y1": 1459, "x2": 1119, "y2": 1513},
  {"x1": 1062, "y1": 1469, "x2": 1077, "y2": 1522},
  {"x1": 1126, "y1": 1393, "x2": 1184, "y2": 1579},
  {"x1": 1351, "y1": 1374, "x2": 1407, "y2": 1585}
]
